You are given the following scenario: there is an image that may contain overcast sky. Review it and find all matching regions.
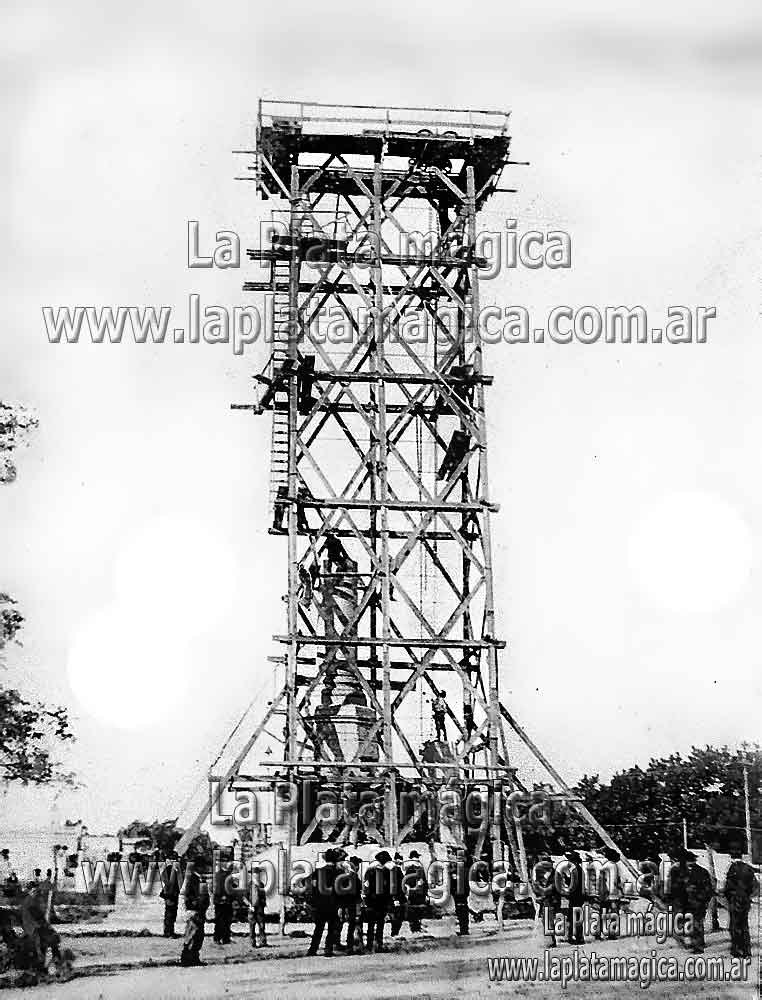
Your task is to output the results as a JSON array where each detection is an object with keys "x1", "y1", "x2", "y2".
[{"x1": 2, "y1": 0, "x2": 761, "y2": 831}]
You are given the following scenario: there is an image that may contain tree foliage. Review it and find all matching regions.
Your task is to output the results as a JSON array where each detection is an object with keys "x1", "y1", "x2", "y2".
[
  {"x1": 0, "y1": 402, "x2": 38, "y2": 484},
  {"x1": 522, "y1": 745, "x2": 761, "y2": 861},
  {"x1": 0, "y1": 687, "x2": 75, "y2": 785},
  {"x1": 117, "y1": 818, "x2": 217, "y2": 866},
  {"x1": 1, "y1": 403, "x2": 75, "y2": 786}
]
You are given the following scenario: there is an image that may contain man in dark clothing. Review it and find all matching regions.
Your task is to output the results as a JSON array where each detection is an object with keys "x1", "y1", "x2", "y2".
[
  {"x1": 724, "y1": 849, "x2": 759, "y2": 959},
  {"x1": 463, "y1": 702, "x2": 476, "y2": 741},
  {"x1": 258, "y1": 358, "x2": 298, "y2": 410},
  {"x1": 389, "y1": 854, "x2": 406, "y2": 936},
  {"x1": 336, "y1": 855, "x2": 363, "y2": 954},
  {"x1": 160, "y1": 853, "x2": 181, "y2": 938},
  {"x1": 323, "y1": 533, "x2": 352, "y2": 574},
  {"x1": 449, "y1": 848, "x2": 470, "y2": 936},
  {"x1": 364, "y1": 850, "x2": 398, "y2": 953},
  {"x1": 670, "y1": 850, "x2": 713, "y2": 953},
  {"x1": 432, "y1": 691, "x2": 448, "y2": 743},
  {"x1": 531, "y1": 853, "x2": 558, "y2": 947},
  {"x1": 561, "y1": 851, "x2": 585, "y2": 945},
  {"x1": 684, "y1": 854, "x2": 714, "y2": 953},
  {"x1": 19, "y1": 885, "x2": 61, "y2": 972},
  {"x1": 437, "y1": 430, "x2": 471, "y2": 481},
  {"x1": 307, "y1": 849, "x2": 342, "y2": 957},
  {"x1": 432, "y1": 364, "x2": 475, "y2": 418},
  {"x1": 213, "y1": 864, "x2": 234, "y2": 945},
  {"x1": 179, "y1": 866, "x2": 209, "y2": 967},
  {"x1": 404, "y1": 851, "x2": 428, "y2": 933},
  {"x1": 597, "y1": 848, "x2": 622, "y2": 940},
  {"x1": 248, "y1": 870, "x2": 268, "y2": 949}
]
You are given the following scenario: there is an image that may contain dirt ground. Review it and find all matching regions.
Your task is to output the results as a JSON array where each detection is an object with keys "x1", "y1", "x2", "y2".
[{"x1": 1, "y1": 916, "x2": 759, "y2": 999}]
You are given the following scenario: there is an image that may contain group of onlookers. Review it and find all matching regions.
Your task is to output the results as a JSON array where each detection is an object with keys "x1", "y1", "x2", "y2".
[
  {"x1": 532, "y1": 845, "x2": 759, "y2": 959},
  {"x1": 306, "y1": 847, "x2": 431, "y2": 956},
  {"x1": 156, "y1": 841, "x2": 759, "y2": 969}
]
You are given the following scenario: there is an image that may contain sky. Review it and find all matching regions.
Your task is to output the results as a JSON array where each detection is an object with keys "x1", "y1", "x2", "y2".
[{"x1": 1, "y1": 0, "x2": 761, "y2": 832}]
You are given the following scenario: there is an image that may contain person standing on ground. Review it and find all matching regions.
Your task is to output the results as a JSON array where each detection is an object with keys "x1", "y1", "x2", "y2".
[
  {"x1": 449, "y1": 847, "x2": 470, "y2": 936},
  {"x1": 723, "y1": 847, "x2": 759, "y2": 959},
  {"x1": 19, "y1": 883, "x2": 61, "y2": 972},
  {"x1": 678, "y1": 851, "x2": 713, "y2": 954},
  {"x1": 179, "y1": 864, "x2": 210, "y2": 968},
  {"x1": 531, "y1": 853, "x2": 558, "y2": 947},
  {"x1": 561, "y1": 851, "x2": 585, "y2": 945},
  {"x1": 598, "y1": 848, "x2": 622, "y2": 940},
  {"x1": 0, "y1": 849, "x2": 18, "y2": 896},
  {"x1": 248, "y1": 869, "x2": 268, "y2": 949},
  {"x1": 307, "y1": 848, "x2": 341, "y2": 957},
  {"x1": 364, "y1": 850, "x2": 395, "y2": 953},
  {"x1": 404, "y1": 851, "x2": 428, "y2": 934},
  {"x1": 213, "y1": 862, "x2": 234, "y2": 945},
  {"x1": 336, "y1": 854, "x2": 363, "y2": 954},
  {"x1": 160, "y1": 852, "x2": 181, "y2": 938},
  {"x1": 389, "y1": 854, "x2": 406, "y2": 937}
]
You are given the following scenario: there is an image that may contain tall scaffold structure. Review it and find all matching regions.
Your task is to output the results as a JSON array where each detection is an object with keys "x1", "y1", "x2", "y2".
[{"x1": 177, "y1": 100, "x2": 635, "y2": 878}]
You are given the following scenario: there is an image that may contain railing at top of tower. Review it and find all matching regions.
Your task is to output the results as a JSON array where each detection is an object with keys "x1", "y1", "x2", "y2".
[{"x1": 256, "y1": 99, "x2": 510, "y2": 140}]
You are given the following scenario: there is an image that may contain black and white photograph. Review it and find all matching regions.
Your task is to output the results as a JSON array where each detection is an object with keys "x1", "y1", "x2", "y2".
[{"x1": 1, "y1": 2, "x2": 760, "y2": 997}]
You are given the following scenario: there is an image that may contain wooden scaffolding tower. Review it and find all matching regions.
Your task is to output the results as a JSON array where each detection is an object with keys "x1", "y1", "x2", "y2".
[{"x1": 176, "y1": 101, "x2": 634, "y2": 878}]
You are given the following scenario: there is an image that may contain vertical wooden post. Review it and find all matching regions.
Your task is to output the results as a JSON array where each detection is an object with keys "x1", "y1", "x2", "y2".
[
  {"x1": 372, "y1": 161, "x2": 397, "y2": 845},
  {"x1": 286, "y1": 164, "x2": 301, "y2": 852},
  {"x1": 466, "y1": 164, "x2": 502, "y2": 863}
]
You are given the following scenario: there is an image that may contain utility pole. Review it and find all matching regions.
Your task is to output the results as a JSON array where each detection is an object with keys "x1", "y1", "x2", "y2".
[{"x1": 741, "y1": 758, "x2": 753, "y2": 860}]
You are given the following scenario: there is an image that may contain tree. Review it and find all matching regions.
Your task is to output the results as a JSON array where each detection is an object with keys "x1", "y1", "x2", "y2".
[
  {"x1": 117, "y1": 818, "x2": 217, "y2": 866},
  {"x1": 0, "y1": 402, "x2": 37, "y2": 484},
  {"x1": 569, "y1": 745, "x2": 762, "y2": 860},
  {"x1": 1, "y1": 403, "x2": 75, "y2": 786}
]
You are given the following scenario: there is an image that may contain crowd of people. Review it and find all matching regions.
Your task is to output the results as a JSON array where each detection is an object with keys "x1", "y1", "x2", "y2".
[
  {"x1": 531, "y1": 845, "x2": 758, "y2": 960},
  {"x1": 142, "y1": 841, "x2": 760, "y2": 969}
]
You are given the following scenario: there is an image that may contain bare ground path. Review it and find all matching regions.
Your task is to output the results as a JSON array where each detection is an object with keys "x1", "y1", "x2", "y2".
[{"x1": 1, "y1": 918, "x2": 758, "y2": 1000}]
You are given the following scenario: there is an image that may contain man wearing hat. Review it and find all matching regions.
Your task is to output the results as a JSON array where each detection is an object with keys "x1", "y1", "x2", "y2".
[
  {"x1": 403, "y1": 851, "x2": 428, "y2": 934},
  {"x1": 336, "y1": 855, "x2": 363, "y2": 954},
  {"x1": 179, "y1": 863, "x2": 210, "y2": 968},
  {"x1": 560, "y1": 851, "x2": 585, "y2": 945},
  {"x1": 389, "y1": 853, "x2": 406, "y2": 937},
  {"x1": 724, "y1": 847, "x2": 759, "y2": 959},
  {"x1": 670, "y1": 850, "x2": 713, "y2": 953},
  {"x1": 531, "y1": 853, "x2": 558, "y2": 946},
  {"x1": 160, "y1": 851, "x2": 181, "y2": 938},
  {"x1": 448, "y1": 846, "x2": 470, "y2": 936},
  {"x1": 597, "y1": 848, "x2": 622, "y2": 940},
  {"x1": 363, "y1": 850, "x2": 396, "y2": 953},
  {"x1": 307, "y1": 848, "x2": 342, "y2": 957}
]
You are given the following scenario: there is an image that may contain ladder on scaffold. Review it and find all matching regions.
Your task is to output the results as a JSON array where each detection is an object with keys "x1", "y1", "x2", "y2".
[{"x1": 268, "y1": 257, "x2": 292, "y2": 513}]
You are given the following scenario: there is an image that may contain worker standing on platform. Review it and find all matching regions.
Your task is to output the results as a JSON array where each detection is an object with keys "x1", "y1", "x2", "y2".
[
  {"x1": 463, "y1": 701, "x2": 476, "y2": 741},
  {"x1": 432, "y1": 691, "x2": 448, "y2": 742}
]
